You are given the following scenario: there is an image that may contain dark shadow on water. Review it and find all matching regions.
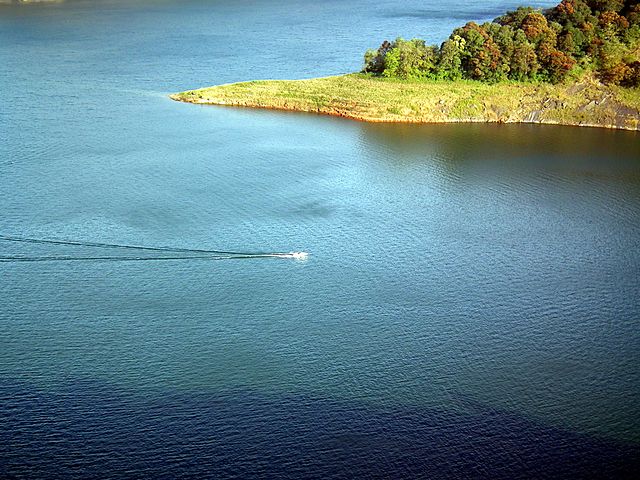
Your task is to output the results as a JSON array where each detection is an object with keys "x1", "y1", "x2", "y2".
[
  {"x1": 1, "y1": 379, "x2": 638, "y2": 479},
  {"x1": 357, "y1": 122, "x2": 640, "y2": 181}
]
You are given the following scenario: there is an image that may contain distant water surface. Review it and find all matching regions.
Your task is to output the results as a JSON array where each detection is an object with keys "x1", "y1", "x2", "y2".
[{"x1": 1, "y1": 1, "x2": 639, "y2": 478}]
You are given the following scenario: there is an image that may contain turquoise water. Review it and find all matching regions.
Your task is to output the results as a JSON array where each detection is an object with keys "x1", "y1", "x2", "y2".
[{"x1": 1, "y1": 1, "x2": 639, "y2": 478}]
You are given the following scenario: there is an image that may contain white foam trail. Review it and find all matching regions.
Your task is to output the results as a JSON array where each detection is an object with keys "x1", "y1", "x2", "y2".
[{"x1": 268, "y1": 252, "x2": 309, "y2": 260}]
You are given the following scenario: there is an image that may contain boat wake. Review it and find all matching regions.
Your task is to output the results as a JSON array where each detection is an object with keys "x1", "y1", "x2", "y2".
[
  {"x1": 269, "y1": 252, "x2": 309, "y2": 260},
  {"x1": 0, "y1": 235, "x2": 309, "y2": 263}
]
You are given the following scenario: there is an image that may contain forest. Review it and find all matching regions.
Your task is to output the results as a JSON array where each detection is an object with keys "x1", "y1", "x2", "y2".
[{"x1": 363, "y1": 0, "x2": 640, "y2": 86}]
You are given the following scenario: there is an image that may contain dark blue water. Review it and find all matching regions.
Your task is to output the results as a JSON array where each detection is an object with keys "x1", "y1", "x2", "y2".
[{"x1": 1, "y1": 1, "x2": 639, "y2": 478}]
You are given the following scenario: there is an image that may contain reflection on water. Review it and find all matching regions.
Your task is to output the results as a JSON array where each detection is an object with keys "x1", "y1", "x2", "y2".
[{"x1": 359, "y1": 122, "x2": 640, "y2": 175}]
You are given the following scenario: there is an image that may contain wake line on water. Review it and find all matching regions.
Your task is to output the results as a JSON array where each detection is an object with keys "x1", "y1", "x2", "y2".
[
  {"x1": 0, "y1": 255, "x2": 257, "y2": 263},
  {"x1": 0, "y1": 235, "x2": 309, "y2": 262},
  {"x1": 0, "y1": 234, "x2": 261, "y2": 255}
]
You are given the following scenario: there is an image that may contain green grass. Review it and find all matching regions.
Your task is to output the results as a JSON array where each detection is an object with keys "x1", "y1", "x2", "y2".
[{"x1": 171, "y1": 73, "x2": 640, "y2": 130}]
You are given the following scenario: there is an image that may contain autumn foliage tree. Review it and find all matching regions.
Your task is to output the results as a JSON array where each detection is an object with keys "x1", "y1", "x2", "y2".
[{"x1": 363, "y1": 0, "x2": 640, "y2": 86}]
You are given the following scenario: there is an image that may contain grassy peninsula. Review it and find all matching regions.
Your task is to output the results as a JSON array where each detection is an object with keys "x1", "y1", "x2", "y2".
[
  {"x1": 170, "y1": 74, "x2": 640, "y2": 130},
  {"x1": 171, "y1": 0, "x2": 640, "y2": 130}
]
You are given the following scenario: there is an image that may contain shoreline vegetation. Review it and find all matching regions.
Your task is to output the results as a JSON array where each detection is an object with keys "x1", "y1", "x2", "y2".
[
  {"x1": 170, "y1": 73, "x2": 640, "y2": 130},
  {"x1": 171, "y1": 0, "x2": 640, "y2": 130}
]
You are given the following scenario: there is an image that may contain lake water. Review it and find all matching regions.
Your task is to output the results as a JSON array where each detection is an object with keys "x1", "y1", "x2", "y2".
[{"x1": 1, "y1": 0, "x2": 639, "y2": 478}]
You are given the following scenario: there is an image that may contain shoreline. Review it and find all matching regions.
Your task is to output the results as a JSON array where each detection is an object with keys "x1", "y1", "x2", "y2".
[{"x1": 170, "y1": 74, "x2": 640, "y2": 131}]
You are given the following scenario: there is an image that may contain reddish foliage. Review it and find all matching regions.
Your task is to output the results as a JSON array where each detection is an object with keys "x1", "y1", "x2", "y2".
[
  {"x1": 599, "y1": 11, "x2": 630, "y2": 29},
  {"x1": 601, "y1": 62, "x2": 631, "y2": 84},
  {"x1": 522, "y1": 13, "x2": 551, "y2": 41},
  {"x1": 557, "y1": 0, "x2": 577, "y2": 16}
]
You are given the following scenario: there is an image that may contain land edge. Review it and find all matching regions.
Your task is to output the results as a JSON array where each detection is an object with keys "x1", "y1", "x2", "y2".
[{"x1": 169, "y1": 74, "x2": 640, "y2": 131}]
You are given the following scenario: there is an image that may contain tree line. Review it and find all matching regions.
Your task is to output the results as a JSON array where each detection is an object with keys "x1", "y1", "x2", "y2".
[{"x1": 363, "y1": 0, "x2": 640, "y2": 86}]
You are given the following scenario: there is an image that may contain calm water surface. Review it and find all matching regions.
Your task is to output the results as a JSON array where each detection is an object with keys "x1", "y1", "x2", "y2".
[{"x1": 1, "y1": 1, "x2": 639, "y2": 478}]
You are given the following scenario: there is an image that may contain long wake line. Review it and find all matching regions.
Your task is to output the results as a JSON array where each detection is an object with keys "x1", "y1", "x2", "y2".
[
  {"x1": 0, "y1": 235, "x2": 309, "y2": 262},
  {"x1": 0, "y1": 255, "x2": 257, "y2": 263},
  {"x1": 0, "y1": 234, "x2": 265, "y2": 256}
]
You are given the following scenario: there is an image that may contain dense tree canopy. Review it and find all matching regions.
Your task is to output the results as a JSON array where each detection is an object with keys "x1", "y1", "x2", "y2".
[{"x1": 363, "y1": 0, "x2": 640, "y2": 86}]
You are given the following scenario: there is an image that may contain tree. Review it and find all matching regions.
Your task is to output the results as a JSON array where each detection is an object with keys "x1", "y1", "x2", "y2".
[
  {"x1": 436, "y1": 37, "x2": 464, "y2": 80},
  {"x1": 559, "y1": 26, "x2": 589, "y2": 57},
  {"x1": 496, "y1": 6, "x2": 538, "y2": 28},
  {"x1": 510, "y1": 31, "x2": 540, "y2": 79},
  {"x1": 453, "y1": 22, "x2": 507, "y2": 82},
  {"x1": 363, "y1": 41, "x2": 392, "y2": 74},
  {"x1": 382, "y1": 38, "x2": 438, "y2": 79},
  {"x1": 539, "y1": 44, "x2": 577, "y2": 82},
  {"x1": 485, "y1": 22, "x2": 517, "y2": 75},
  {"x1": 521, "y1": 12, "x2": 556, "y2": 44},
  {"x1": 600, "y1": 61, "x2": 632, "y2": 83},
  {"x1": 549, "y1": 0, "x2": 597, "y2": 28},
  {"x1": 599, "y1": 10, "x2": 630, "y2": 37}
]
